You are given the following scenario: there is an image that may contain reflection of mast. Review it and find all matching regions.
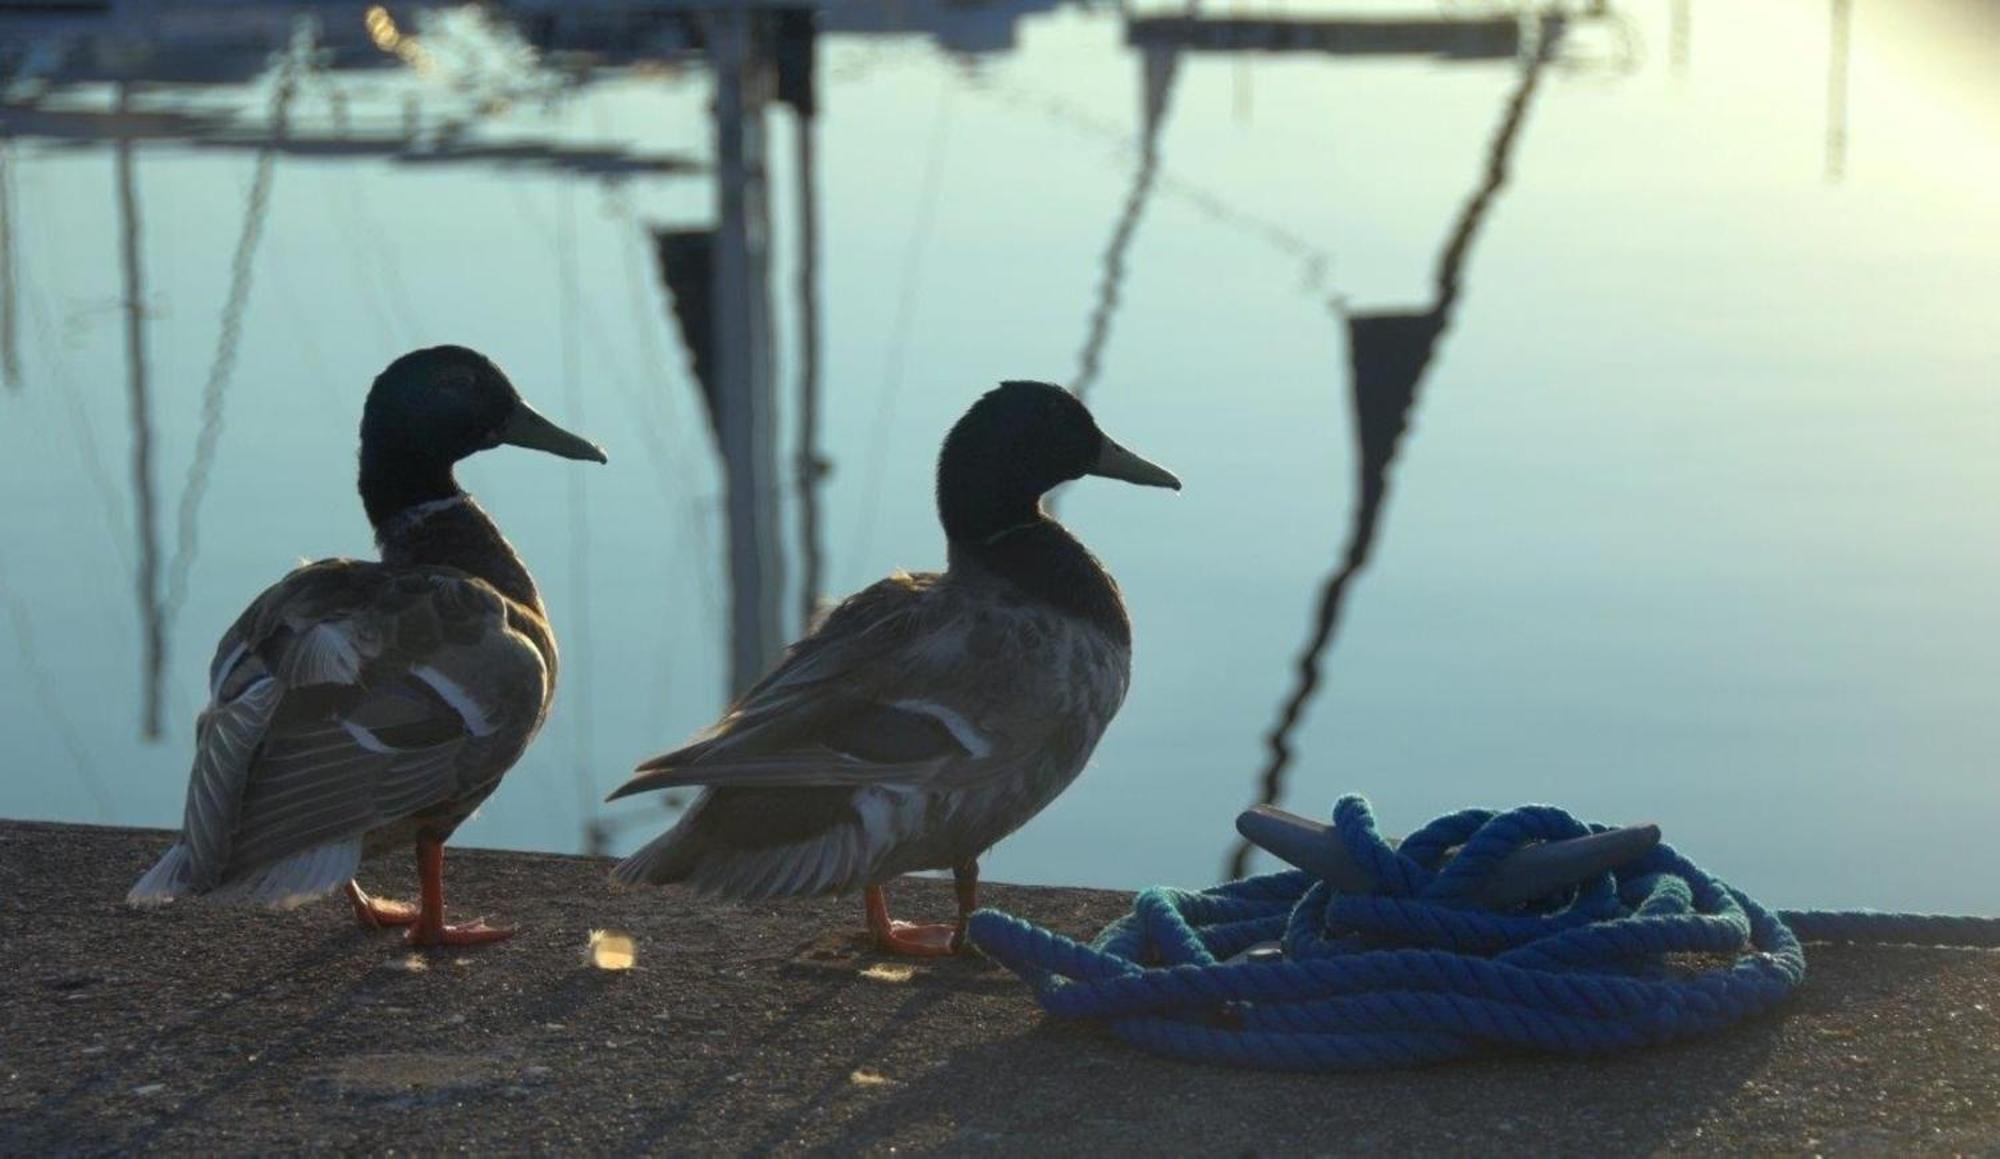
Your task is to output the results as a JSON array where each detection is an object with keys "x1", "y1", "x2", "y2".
[
  {"x1": 1826, "y1": 0, "x2": 1850, "y2": 182},
  {"x1": 1227, "y1": 17, "x2": 1556, "y2": 878},
  {"x1": 711, "y1": 8, "x2": 785, "y2": 696},
  {"x1": 163, "y1": 55, "x2": 296, "y2": 626},
  {"x1": 1046, "y1": 40, "x2": 1180, "y2": 520},
  {"x1": 0, "y1": 141, "x2": 17, "y2": 390},
  {"x1": 1669, "y1": 0, "x2": 1689, "y2": 80},
  {"x1": 1073, "y1": 44, "x2": 1179, "y2": 408},
  {"x1": 116, "y1": 82, "x2": 166, "y2": 740},
  {"x1": 778, "y1": 8, "x2": 826, "y2": 632}
]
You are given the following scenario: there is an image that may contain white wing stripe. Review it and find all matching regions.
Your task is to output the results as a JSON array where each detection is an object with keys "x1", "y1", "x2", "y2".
[
  {"x1": 341, "y1": 720, "x2": 397, "y2": 754},
  {"x1": 412, "y1": 664, "x2": 496, "y2": 736},
  {"x1": 886, "y1": 698, "x2": 992, "y2": 759},
  {"x1": 209, "y1": 642, "x2": 248, "y2": 702}
]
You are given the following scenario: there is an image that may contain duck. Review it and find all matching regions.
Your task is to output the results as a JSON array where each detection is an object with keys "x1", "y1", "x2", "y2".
[
  {"x1": 127, "y1": 345, "x2": 606, "y2": 947},
  {"x1": 607, "y1": 380, "x2": 1178, "y2": 955}
]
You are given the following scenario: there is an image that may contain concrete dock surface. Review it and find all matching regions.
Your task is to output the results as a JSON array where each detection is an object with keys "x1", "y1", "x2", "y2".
[{"x1": 2, "y1": 820, "x2": 1996, "y2": 1154}]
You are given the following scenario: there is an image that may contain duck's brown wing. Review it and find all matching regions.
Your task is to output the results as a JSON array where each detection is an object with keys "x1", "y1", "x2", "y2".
[
  {"x1": 175, "y1": 559, "x2": 547, "y2": 892},
  {"x1": 608, "y1": 572, "x2": 1104, "y2": 799}
]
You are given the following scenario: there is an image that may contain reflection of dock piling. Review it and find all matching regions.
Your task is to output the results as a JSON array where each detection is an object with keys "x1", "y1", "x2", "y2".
[
  {"x1": 115, "y1": 82, "x2": 166, "y2": 741},
  {"x1": 710, "y1": 8, "x2": 785, "y2": 696},
  {"x1": 1228, "y1": 16, "x2": 1557, "y2": 878},
  {"x1": 648, "y1": 11, "x2": 795, "y2": 700}
]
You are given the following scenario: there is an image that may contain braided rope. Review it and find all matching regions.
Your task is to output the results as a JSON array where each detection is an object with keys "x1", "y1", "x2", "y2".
[{"x1": 967, "y1": 795, "x2": 2000, "y2": 1072}]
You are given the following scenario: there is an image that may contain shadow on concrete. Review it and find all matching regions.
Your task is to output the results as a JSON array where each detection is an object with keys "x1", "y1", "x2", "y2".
[{"x1": 798, "y1": 984, "x2": 1811, "y2": 1154}]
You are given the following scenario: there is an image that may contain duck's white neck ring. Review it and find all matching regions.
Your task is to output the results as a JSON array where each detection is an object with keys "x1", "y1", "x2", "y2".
[{"x1": 376, "y1": 494, "x2": 469, "y2": 541}]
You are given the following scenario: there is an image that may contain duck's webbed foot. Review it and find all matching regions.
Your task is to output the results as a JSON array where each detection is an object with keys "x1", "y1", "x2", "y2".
[
  {"x1": 399, "y1": 834, "x2": 515, "y2": 949},
  {"x1": 874, "y1": 917, "x2": 961, "y2": 957},
  {"x1": 346, "y1": 880, "x2": 420, "y2": 928},
  {"x1": 865, "y1": 862, "x2": 979, "y2": 957}
]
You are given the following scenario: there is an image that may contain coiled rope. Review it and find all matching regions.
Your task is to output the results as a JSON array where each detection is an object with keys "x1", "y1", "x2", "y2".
[{"x1": 967, "y1": 796, "x2": 2000, "y2": 1072}]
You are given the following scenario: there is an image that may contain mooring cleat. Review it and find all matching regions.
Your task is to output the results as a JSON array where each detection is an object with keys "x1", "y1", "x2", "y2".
[
  {"x1": 1468, "y1": 822, "x2": 1662, "y2": 907},
  {"x1": 1235, "y1": 805, "x2": 1662, "y2": 907},
  {"x1": 1237, "y1": 805, "x2": 1376, "y2": 892}
]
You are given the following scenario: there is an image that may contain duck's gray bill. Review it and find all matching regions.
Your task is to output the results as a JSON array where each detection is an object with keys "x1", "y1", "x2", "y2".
[
  {"x1": 1090, "y1": 435, "x2": 1181, "y2": 490},
  {"x1": 500, "y1": 402, "x2": 608, "y2": 464}
]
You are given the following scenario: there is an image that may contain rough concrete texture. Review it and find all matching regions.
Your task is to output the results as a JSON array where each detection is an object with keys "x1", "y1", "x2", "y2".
[{"x1": 2, "y1": 820, "x2": 1997, "y2": 1154}]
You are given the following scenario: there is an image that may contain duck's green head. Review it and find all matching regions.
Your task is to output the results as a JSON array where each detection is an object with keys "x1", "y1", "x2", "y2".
[
  {"x1": 359, "y1": 345, "x2": 606, "y2": 526},
  {"x1": 936, "y1": 380, "x2": 1179, "y2": 543}
]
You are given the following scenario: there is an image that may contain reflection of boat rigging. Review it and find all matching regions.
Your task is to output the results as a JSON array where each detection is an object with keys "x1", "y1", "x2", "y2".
[
  {"x1": 1069, "y1": 37, "x2": 1181, "y2": 411},
  {"x1": 0, "y1": 141, "x2": 17, "y2": 391},
  {"x1": 160, "y1": 35, "x2": 301, "y2": 635},
  {"x1": 1826, "y1": 0, "x2": 1851, "y2": 182},
  {"x1": 1039, "y1": 44, "x2": 1177, "y2": 522},
  {"x1": 5, "y1": 9, "x2": 701, "y2": 741},
  {"x1": 115, "y1": 80, "x2": 167, "y2": 741},
  {"x1": 1222, "y1": 12, "x2": 1561, "y2": 879}
]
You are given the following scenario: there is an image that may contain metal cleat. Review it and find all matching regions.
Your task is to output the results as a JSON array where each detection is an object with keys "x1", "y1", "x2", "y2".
[{"x1": 1235, "y1": 805, "x2": 1662, "y2": 908}]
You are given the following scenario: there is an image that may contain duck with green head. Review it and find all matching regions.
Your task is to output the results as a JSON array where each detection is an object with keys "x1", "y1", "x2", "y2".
[
  {"x1": 609, "y1": 381, "x2": 1178, "y2": 955},
  {"x1": 128, "y1": 345, "x2": 606, "y2": 947}
]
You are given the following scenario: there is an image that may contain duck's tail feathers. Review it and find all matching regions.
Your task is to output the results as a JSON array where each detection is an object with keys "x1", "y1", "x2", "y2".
[
  {"x1": 126, "y1": 842, "x2": 196, "y2": 907},
  {"x1": 208, "y1": 839, "x2": 362, "y2": 909},
  {"x1": 611, "y1": 815, "x2": 874, "y2": 903},
  {"x1": 127, "y1": 838, "x2": 361, "y2": 911},
  {"x1": 610, "y1": 824, "x2": 703, "y2": 888},
  {"x1": 606, "y1": 762, "x2": 684, "y2": 802}
]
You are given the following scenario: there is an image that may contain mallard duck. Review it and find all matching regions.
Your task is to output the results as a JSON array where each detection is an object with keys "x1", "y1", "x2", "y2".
[
  {"x1": 127, "y1": 345, "x2": 606, "y2": 947},
  {"x1": 608, "y1": 380, "x2": 1178, "y2": 955}
]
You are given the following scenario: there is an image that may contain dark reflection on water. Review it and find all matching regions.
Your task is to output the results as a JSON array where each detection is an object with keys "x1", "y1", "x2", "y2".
[
  {"x1": 1229, "y1": 13, "x2": 1554, "y2": 877},
  {"x1": 3, "y1": 0, "x2": 1998, "y2": 911},
  {"x1": 113, "y1": 81, "x2": 167, "y2": 741}
]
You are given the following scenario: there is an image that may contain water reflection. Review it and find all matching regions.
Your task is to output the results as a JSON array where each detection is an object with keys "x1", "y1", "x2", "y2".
[
  {"x1": 113, "y1": 80, "x2": 167, "y2": 740},
  {"x1": 3, "y1": 0, "x2": 1998, "y2": 911},
  {"x1": 0, "y1": 142, "x2": 17, "y2": 390},
  {"x1": 1069, "y1": 39, "x2": 1176, "y2": 409},
  {"x1": 1826, "y1": 0, "x2": 1852, "y2": 181},
  {"x1": 1228, "y1": 14, "x2": 1555, "y2": 876}
]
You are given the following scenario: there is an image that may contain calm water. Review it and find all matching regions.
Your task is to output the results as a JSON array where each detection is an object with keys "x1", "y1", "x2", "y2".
[{"x1": 2, "y1": 1, "x2": 1996, "y2": 912}]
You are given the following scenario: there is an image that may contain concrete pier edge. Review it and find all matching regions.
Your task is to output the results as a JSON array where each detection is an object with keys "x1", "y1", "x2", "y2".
[{"x1": 3, "y1": 820, "x2": 1995, "y2": 1153}]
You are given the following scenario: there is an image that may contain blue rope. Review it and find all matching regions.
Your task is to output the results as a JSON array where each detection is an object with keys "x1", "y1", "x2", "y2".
[{"x1": 967, "y1": 796, "x2": 2000, "y2": 1072}]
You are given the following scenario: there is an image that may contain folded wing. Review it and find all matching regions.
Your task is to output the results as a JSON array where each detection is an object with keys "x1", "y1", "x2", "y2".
[
  {"x1": 609, "y1": 572, "x2": 1019, "y2": 800},
  {"x1": 177, "y1": 560, "x2": 543, "y2": 892}
]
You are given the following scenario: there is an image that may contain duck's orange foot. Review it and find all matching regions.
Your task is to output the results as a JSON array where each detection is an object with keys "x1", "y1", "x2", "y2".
[
  {"x1": 346, "y1": 881, "x2": 420, "y2": 928},
  {"x1": 875, "y1": 920, "x2": 963, "y2": 958},
  {"x1": 406, "y1": 918, "x2": 515, "y2": 948},
  {"x1": 863, "y1": 883, "x2": 970, "y2": 957}
]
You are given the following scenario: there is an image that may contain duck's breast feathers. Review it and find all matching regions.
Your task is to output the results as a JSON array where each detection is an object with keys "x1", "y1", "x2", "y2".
[
  {"x1": 181, "y1": 559, "x2": 550, "y2": 891},
  {"x1": 610, "y1": 570, "x2": 1129, "y2": 801}
]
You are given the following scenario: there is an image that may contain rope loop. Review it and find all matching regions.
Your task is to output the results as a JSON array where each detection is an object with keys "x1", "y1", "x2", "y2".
[{"x1": 967, "y1": 795, "x2": 2000, "y2": 1071}]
